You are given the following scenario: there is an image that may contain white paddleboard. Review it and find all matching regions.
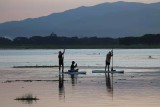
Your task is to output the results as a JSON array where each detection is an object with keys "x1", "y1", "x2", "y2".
[{"x1": 92, "y1": 70, "x2": 124, "y2": 74}]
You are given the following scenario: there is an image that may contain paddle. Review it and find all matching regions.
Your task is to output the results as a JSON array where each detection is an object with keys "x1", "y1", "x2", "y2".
[{"x1": 111, "y1": 48, "x2": 113, "y2": 71}]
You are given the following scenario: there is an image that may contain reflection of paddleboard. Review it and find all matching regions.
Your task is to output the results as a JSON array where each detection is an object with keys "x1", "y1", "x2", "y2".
[
  {"x1": 92, "y1": 70, "x2": 124, "y2": 74},
  {"x1": 64, "y1": 70, "x2": 86, "y2": 75}
]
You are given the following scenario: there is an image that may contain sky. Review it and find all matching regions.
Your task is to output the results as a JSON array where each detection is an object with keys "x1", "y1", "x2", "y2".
[{"x1": 0, "y1": 0, "x2": 159, "y2": 23}]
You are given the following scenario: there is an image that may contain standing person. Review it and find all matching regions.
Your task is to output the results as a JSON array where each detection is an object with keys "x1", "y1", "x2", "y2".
[
  {"x1": 105, "y1": 51, "x2": 113, "y2": 71},
  {"x1": 58, "y1": 49, "x2": 65, "y2": 72}
]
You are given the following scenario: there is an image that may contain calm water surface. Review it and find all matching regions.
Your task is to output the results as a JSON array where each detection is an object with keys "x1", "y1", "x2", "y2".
[
  {"x1": 0, "y1": 49, "x2": 160, "y2": 68},
  {"x1": 0, "y1": 49, "x2": 160, "y2": 107}
]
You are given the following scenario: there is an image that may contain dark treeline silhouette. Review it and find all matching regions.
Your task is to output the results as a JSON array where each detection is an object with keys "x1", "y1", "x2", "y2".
[
  {"x1": 119, "y1": 34, "x2": 160, "y2": 45},
  {"x1": 2, "y1": 35, "x2": 118, "y2": 45},
  {"x1": 0, "y1": 34, "x2": 160, "y2": 46},
  {"x1": 0, "y1": 37, "x2": 12, "y2": 45}
]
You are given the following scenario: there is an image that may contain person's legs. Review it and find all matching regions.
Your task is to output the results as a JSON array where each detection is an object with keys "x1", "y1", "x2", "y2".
[
  {"x1": 106, "y1": 61, "x2": 110, "y2": 71},
  {"x1": 59, "y1": 65, "x2": 61, "y2": 72},
  {"x1": 105, "y1": 61, "x2": 107, "y2": 71},
  {"x1": 62, "y1": 62, "x2": 64, "y2": 73},
  {"x1": 75, "y1": 69, "x2": 79, "y2": 72},
  {"x1": 59, "y1": 60, "x2": 64, "y2": 72},
  {"x1": 59, "y1": 60, "x2": 61, "y2": 71}
]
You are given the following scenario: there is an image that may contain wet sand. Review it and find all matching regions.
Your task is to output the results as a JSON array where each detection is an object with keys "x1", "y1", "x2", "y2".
[{"x1": 0, "y1": 67, "x2": 160, "y2": 107}]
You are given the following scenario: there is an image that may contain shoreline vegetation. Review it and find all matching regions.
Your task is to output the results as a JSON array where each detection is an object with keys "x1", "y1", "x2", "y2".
[
  {"x1": 0, "y1": 33, "x2": 160, "y2": 49},
  {"x1": 14, "y1": 94, "x2": 39, "y2": 101},
  {"x1": 1, "y1": 44, "x2": 160, "y2": 49}
]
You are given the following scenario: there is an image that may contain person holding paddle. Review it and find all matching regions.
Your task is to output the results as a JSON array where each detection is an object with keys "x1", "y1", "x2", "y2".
[
  {"x1": 105, "y1": 50, "x2": 113, "y2": 71},
  {"x1": 58, "y1": 49, "x2": 65, "y2": 72},
  {"x1": 70, "y1": 61, "x2": 79, "y2": 72}
]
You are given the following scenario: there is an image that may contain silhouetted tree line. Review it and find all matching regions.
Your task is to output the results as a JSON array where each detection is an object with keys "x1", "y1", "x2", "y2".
[
  {"x1": 0, "y1": 34, "x2": 160, "y2": 46},
  {"x1": 119, "y1": 34, "x2": 160, "y2": 45},
  {"x1": 0, "y1": 37, "x2": 12, "y2": 45}
]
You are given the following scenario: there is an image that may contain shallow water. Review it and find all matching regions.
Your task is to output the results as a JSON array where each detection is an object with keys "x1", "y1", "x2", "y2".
[
  {"x1": 0, "y1": 67, "x2": 160, "y2": 107},
  {"x1": 0, "y1": 49, "x2": 160, "y2": 107}
]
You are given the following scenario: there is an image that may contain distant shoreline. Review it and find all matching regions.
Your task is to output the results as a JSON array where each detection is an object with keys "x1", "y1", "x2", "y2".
[{"x1": 0, "y1": 44, "x2": 160, "y2": 49}]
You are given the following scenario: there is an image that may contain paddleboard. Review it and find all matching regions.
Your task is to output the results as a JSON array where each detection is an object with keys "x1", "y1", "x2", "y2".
[
  {"x1": 63, "y1": 71, "x2": 86, "y2": 75},
  {"x1": 92, "y1": 70, "x2": 124, "y2": 74}
]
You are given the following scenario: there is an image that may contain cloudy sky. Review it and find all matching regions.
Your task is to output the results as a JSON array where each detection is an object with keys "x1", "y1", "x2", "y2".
[{"x1": 0, "y1": 0, "x2": 159, "y2": 23}]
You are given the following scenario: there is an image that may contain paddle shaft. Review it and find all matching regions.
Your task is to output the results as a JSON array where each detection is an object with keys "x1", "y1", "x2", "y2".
[{"x1": 111, "y1": 48, "x2": 113, "y2": 71}]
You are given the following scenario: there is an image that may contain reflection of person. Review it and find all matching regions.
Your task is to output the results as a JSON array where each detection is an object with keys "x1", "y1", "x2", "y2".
[
  {"x1": 58, "y1": 49, "x2": 65, "y2": 72},
  {"x1": 59, "y1": 74, "x2": 65, "y2": 100},
  {"x1": 105, "y1": 73, "x2": 111, "y2": 90},
  {"x1": 71, "y1": 74, "x2": 77, "y2": 86},
  {"x1": 70, "y1": 61, "x2": 78, "y2": 72},
  {"x1": 105, "y1": 73, "x2": 113, "y2": 97},
  {"x1": 105, "y1": 51, "x2": 113, "y2": 71}
]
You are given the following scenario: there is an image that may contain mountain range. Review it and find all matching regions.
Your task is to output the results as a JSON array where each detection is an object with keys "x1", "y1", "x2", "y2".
[{"x1": 0, "y1": 1, "x2": 160, "y2": 38}]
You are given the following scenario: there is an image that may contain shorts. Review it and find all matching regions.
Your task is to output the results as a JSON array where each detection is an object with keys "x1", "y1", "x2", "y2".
[
  {"x1": 106, "y1": 61, "x2": 110, "y2": 66},
  {"x1": 59, "y1": 60, "x2": 64, "y2": 66}
]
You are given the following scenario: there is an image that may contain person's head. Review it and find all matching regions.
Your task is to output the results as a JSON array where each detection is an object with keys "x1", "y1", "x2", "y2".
[
  {"x1": 59, "y1": 51, "x2": 62, "y2": 54},
  {"x1": 72, "y1": 61, "x2": 75, "y2": 64},
  {"x1": 107, "y1": 51, "x2": 112, "y2": 56}
]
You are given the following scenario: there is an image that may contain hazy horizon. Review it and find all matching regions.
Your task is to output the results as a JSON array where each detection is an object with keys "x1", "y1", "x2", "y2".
[{"x1": 0, "y1": 0, "x2": 159, "y2": 23}]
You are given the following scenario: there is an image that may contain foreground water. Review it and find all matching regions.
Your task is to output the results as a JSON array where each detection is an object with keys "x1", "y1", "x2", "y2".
[
  {"x1": 0, "y1": 67, "x2": 160, "y2": 107},
  {"x1": 0, "y1": 49, "x2": 160, "y2": 107}
]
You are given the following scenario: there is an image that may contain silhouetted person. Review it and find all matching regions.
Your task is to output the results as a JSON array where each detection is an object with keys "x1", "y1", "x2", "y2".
[
  {"x1": 70, "y1": 61, "x2": 78, "y2": 72},
  {"x1": 58, "y1": 49, "x2": 65, "y2": 72},
  {"x1": 105, "y1": 51, "x2": 113, "y2": 71}
]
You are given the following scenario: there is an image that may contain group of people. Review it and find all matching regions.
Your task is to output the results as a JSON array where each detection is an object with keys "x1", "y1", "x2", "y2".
[{"x1": 58, "y1": 49, "x2": 113, "y2": 72}]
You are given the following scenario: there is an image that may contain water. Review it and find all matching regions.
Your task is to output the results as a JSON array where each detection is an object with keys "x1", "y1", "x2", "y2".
[
  {"x1": 0, "y1": 49, "x2": 160, "y2": 68},
  {"x1": 0, "y1": 49, "x2": 160, "y2": 107}
]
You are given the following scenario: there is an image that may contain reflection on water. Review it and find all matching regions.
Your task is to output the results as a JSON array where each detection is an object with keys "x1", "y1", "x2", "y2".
[
  {"x1": 70, "y1": 74, "x2": 78, "y2": 86},
  {"x1": 59, "y1": 73, "x2": 65, "y2": 101},
  {"x1": 105, "y1": 73, "x2": 113, "y2": 100},
  {"x1": 0, "y1": 69, "x2": 160, "y2": 107},
  {"x1": 105, "y1": 73, "x2": 112, "y2": 92}
]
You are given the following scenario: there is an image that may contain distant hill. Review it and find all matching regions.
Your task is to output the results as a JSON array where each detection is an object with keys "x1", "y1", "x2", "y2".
[{"x1": 0, "y1": 1, "x2": 160, "y2": 38}]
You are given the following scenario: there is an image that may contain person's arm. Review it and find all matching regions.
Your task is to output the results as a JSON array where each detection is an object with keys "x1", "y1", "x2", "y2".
[
  {"x1": 110, "y1": 50, "x2": 113, "y2": 56},
  {"x1": 105, "y1": 54, "x2": 107, "y2": 61},
  {"x1": 75, "y1": 63, "x2": 77, "y2": 68},
  {"x1": 62, "y1": 49, "x2": 65, "y2": 54}
]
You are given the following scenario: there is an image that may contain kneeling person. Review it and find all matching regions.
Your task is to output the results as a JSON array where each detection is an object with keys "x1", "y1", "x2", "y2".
[{"x1": 70, "y1": 61, "x2": 79, "y2": 72}]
